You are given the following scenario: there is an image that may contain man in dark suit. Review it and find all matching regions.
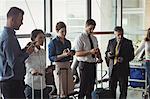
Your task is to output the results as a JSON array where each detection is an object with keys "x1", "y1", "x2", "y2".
[{"x1": 105, "y1": 26, "x2": 134, "y2": 99}]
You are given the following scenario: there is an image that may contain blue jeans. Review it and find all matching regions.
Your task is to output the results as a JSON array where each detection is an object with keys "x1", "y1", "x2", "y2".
[
  {"x1": 144, "y1": 61, "x2": 150, "y2": 92},
  {"x1": 92, "y1": 91, "x2": 97, "y2": 99}
]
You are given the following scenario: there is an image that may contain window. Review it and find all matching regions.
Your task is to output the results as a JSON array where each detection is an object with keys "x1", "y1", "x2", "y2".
[
  {"x1": 92, "y1": 0, "x2": 116, "y2": 31},
  {"x1": 122, "y1": 0, "x2": 146, "y2": 49},
  {"x1": 0, "y1": 0, "x2": 44, "y2": 48},
  {"x1": 52, "y1": 0, "x2": 87, "y2": 41}
]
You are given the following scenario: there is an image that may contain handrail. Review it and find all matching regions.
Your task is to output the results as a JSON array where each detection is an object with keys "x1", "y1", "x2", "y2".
[
  {"x1": 93, "y1": 31, "x2": 114, "y2": 35},
  {"x1": 16, "y1": 33, "x2": 51, "y2": 38}
]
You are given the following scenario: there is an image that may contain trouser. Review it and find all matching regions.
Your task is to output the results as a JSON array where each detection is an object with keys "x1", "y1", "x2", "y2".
[
  {"x1": 0, "y1": 79, "x2": 25, "y2": 99},
  {"x1": 54, "y1": 61, "x2": 75, "y2": 97},
  {"x1": 144, "y1": 61, "x2": 150, "y2": 93},
  {"x1": 24, "y1": 85, "x2": 50, "y2": 99},
  {"x1": 109, "y1": 66, "x2": 128, "y2": 99},
  {"x1": 78, "y1": 61, "x2": 96, "y2": 99}
]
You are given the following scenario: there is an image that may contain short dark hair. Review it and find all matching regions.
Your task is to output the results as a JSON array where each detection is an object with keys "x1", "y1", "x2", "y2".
[
  {"x1": 56, "y1": 21, "x2": 66, "y2": 31},
  {"x1": 31, "y1": 29, "x2": 44, "y2": 41},
  {"x1": 7, "y1": 7, "x2": 24, "y2": 18},
  {"x1": 86, "y1": 19, "x2": 96, "y2": 27},
  {"x1": 114, "y1": 26, "x2": 124, "y2": 33}
]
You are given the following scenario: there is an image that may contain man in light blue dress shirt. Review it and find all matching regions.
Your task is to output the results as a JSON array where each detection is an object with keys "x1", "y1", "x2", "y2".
[{"x1": 0, "y1": 7, "x2": 34, "y2": 99}]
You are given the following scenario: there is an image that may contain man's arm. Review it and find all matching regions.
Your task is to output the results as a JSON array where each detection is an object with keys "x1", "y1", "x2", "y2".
[
  {"x1": 127, "y1": 40, "x2": 135, "y2": 61},
  {"x1": 105, "y1": 40, "x2": 112, "y2": 66},
  {"x1": 123, "y1": 40, "x2": 134, "y2": 62},
  {"x1": 4, "y1": 38, "x2": 29, "y2": 68},
  {"x1": 75, "y1": 48, "x2": 97, "y2": 57}
]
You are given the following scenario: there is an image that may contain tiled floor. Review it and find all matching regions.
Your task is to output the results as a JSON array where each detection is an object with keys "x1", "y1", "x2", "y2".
[
  {"x1": 127, "y1": 89, "x2": 143, "y2": 99},
  {"x1": 95, "y1": 82, "x2": 148, "y2": 99},
  {"x1": 117, "y1": 87, "x2": 145, "y2": 99}
]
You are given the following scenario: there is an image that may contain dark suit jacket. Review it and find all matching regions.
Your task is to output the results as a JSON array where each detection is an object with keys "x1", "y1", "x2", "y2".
[{"x1": 105, "y1": 37, "x2": 134, "y2": 77}]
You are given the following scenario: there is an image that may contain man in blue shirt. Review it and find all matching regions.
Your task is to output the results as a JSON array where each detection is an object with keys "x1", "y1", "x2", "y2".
[{"x1": 0, "y1": 7, "x2": 34, "y2": 99}]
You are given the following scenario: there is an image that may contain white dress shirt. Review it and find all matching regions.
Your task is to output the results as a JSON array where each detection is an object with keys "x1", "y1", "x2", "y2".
[
  {"x1": 24, "y1": 47, "x2": 46, "y2": 89},
  {"x1": 74, "y1": 32, "x2": 99, "y2": 62}
]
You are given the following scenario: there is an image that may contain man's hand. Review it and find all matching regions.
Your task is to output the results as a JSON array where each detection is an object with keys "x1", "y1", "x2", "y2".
[
  {"x1": 89, "y1": 48, "x2": 97, "y2": 55},
  {"x1": 31, "y1": 69, "x2": 43, "y2": 76},
  {"x1": 96, "y1": 58, "x2": 103, "y2": 63},
  {"x1": 26, "y1": 46, "x2": 34, "y2": 55},
  {"x1": 117, "y1": 57, "x2": 123, "y2": 63},
  {"x1": 26, "y1": 41, "x2": 37, "y2": 54},
  {"x1": 107, "y1": 52, "x2": 115, "y2": 58}
]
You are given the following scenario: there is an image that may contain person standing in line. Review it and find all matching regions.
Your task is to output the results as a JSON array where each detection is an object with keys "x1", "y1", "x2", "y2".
[
  {"x1": 48, "y1": 21, "x2": 75, "y2": 98},
  {"x1": 24, "y1": 29, "x2": 50, "y2": 99},
  {"x1": 105, "y1": 26, "x2": 134, "y2": 99},
  {"x1": 0, "y1": 7, "x2": 34, "y2": 99},
  {"x1": 74, "y1": 19, "x2": 103, "y2": 99},
  {"x1": 135, "y1": 28, "x2": 150, "y2": 95}
]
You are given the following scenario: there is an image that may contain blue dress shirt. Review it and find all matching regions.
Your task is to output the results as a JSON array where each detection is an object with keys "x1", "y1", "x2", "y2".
[
  {"x1": 0, "y1": 27, "x2": 29, "y2": 81},
  {"x1": 48, "y1": 36, "x2": 73, "y2": 62}
]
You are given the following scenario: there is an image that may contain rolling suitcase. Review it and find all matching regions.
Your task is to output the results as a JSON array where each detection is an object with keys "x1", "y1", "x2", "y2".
[
  {"x1": 31, "y1": 73, "x2": 44, "y2": 99},
  {"x1": 92, "y1": 63, "x2": 112, "y2": 99}
]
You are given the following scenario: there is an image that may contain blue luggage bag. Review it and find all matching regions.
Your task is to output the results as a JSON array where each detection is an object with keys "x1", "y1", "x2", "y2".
[{"x1": 130, "y1": 68, "x2": 145, "y2": 88}]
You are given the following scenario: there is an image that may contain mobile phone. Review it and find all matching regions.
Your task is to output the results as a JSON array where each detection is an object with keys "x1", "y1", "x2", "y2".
[{"x1": 70, "y1": 50, "x2": 75, "y2": 53}]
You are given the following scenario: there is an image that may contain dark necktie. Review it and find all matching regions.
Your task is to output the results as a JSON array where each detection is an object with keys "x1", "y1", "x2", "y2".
[{"x1": 88, "y1": 34, "x2": 95, "y2": 58}]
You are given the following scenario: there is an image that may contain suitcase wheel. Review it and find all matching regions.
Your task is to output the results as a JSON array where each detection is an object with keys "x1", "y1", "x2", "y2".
[{"x1": 142, "y1": 91, "x2": 149, "y2": 99}]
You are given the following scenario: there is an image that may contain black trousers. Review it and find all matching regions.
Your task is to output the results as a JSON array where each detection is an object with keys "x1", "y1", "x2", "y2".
[
  {"x1": 78, "y1": 61, "x2": 96, "y2": 99},
  {"x1": 0, "y1": 79, "x2": 25, "y2": 99},
  {"x1": 109, "y1": 66, "x2": 128, "y2": 99}
]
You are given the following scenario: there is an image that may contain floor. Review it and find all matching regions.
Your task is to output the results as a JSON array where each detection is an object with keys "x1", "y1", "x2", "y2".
[
  {"x1": 117, "y1": 87, "x2": 145, "y2": 99},
  {"x1": 99, "y1": 81, "x2": 148, "y2": 99},
  {"x1": 95, "y1": 61, "x2": 148, "y2": 99}
]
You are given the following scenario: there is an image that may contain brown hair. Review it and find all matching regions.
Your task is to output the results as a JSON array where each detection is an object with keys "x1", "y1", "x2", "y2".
[
  {"x1": 56, "y1": 21, "x2": 66, "y2": 32},
  {"x1": 114, "y1": 26, "x2": 124, "y2": 34},
  {"x1": 7, "y1": 7, "x2": 24, "y2": 19},
  {"x1": 85, "y1": 19, "x2": 96, "y2": 27},
  {"x1": 144, "y1": 28, "x2": 150, "y2": 41},
  {"x1": 31, "y1": 29, "x2": 44, "y2": 41}
]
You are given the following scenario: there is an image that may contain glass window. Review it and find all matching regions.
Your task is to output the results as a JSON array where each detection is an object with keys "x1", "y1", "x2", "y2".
[
  {"x1": 18, "y1": 38, "x2": 31, "y2": 49},
  {"x1": 123, "y1": 0, "x2": 143, "y2": 8},
  {"x1": 0, "y1": 0, "x2": 44, "y2": 34},
  {"x1": 92, "y1": 0, "x2": 116, "y2": 31},
  {"x1": 122, "y1": 0, "x2": 145, "y2": 49},
  {"x1": 52, "y1": 0, "x2": 87, "y2": 41}
]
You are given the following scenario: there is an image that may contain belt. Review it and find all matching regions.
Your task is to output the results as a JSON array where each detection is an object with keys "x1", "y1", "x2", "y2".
[
  {"x1": 80, "y1": 61, "x2": 96, "y2": 64},
  {"x1": 144, "y1": 60, "x2": 150, "y2": 62}
]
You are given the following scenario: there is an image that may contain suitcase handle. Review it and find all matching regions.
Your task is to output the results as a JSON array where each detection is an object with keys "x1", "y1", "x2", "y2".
[{"x1": 31, "y1": 73, "x2": 43, "y2": 99}]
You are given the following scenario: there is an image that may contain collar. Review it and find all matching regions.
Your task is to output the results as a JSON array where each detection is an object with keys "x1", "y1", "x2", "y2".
[
  {"x1": 115, "y1": 37, "x2": 124, "y2": 43},
  {"x1": 34, "y1": 47, "x2": 40, "y2": 53},
  {"x1": 56, "y1": 36, "x2": 67, "y2": 41},
  {"x1": 83, "y1": 32, "x2": 92, "y2": 36},
  {"x1": 4, "y1": 26, "x2": 16, "y2": 36}
]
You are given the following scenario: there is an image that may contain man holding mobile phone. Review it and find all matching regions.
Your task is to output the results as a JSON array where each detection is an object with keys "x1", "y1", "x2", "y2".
[{"x1": 0, "y1": 7, "x2": 34, "y2": 99}]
